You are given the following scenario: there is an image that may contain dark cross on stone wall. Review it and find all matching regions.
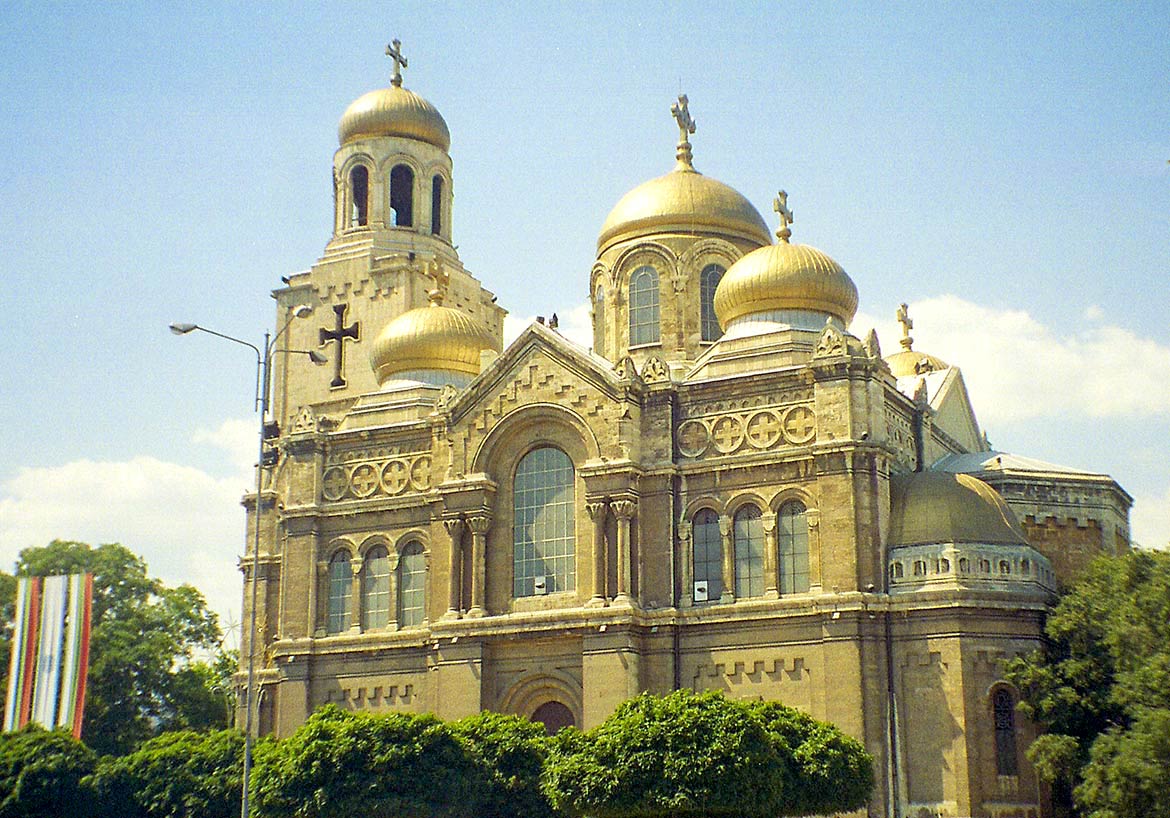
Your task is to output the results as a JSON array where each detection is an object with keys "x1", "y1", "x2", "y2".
[{"x1": 320, "y1": 303, "x2": 359, "y2": 388}]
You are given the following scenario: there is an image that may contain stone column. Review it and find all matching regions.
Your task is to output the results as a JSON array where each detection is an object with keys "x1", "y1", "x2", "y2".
[
  {"x1": 465, "y1": 514, "x2": 492, "y2": 617},
  {"x1": 443, "y1": 518, "x2": 465, "y2": 619},
  {"x1": 762, "y1": 511, "x2": 779, "y2": 599},
  {"x1": 585, "y1": 501, "x2": 609, "y2": 606},
  {"x1": 349, "y1": 560, "x2": 362, "y2": 633},
  {"x1": 719, "y1": 514, "x2": 735, "y2": 602},
  {"x1": 678, "y1": 518, "x2": 693, "y2": 606},
  {"x1": 611, "y1": 499, "x2": 637, "y2": 604},
  {"x1": 313, "y1": 560, "x2": 328, "y2": 637},
  {"x1": 386, "y1": 554, "x2": 399, "y2": 630}
]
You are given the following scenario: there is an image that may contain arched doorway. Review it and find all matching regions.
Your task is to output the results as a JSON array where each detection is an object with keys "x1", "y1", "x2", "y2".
[{"x1": 531, "y1": 701, "x2": 576, "y2": 734}]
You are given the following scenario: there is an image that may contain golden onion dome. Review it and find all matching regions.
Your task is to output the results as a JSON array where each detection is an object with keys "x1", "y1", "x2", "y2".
[
  {"x1": 713, "y1": 202, "x2": 859, "y2": 328},
  {"x1": 597, "y1": 167, "x2": 771, "y2": 251},
  {"x1": 886, "y1": 349, "x2": 950, "y2": 377},
  {"x1": 369, "y1": 296, "x2": 499, "y2": 386},
  {"x1": 888, "y1": 471, "x2": 1028, "y2": 547},
  {"x1": 884, "y1": 303, "x2": 948, "y2": 376},
  {"x1": 338, "y1": 84, "x2": 451, "y2": 151}
]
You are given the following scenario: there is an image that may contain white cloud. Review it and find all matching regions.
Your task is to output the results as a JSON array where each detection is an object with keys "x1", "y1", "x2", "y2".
[
  {"x1": 503, "y1": 301, "x2": 593, "y2": 349},
  {"x1": 1132, "y1": 484, "x2": 1170, "y2": 551},
  {"x1": 0, "y1": 422, "x2": 256, "y2": 627},
  {"x1": 855, "y1": 295, "x2": 1170, "y2": 424}
]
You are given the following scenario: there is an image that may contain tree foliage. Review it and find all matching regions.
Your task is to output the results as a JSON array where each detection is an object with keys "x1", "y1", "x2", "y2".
[
  {"x1": 448, "y1": 710, "x2": 553, "y2": 818},
  {"x1": 543, "y1": 689, "x2": 872, "y2": 818},
  {"x1": 1006, "y1": 550, "x2": 1170, "y2": 818},
  {"x1": 5, "y1": 541, "x2": 227, "y2": 755},
  {"x1": 0, "y1": 726, "x2": 98, "y2": 818},
  {"x1": 89, "y1": 728, "x2": 245, "y2": 818},
  {"x1": 250, "y1": 705, "x2": 488, "y2": 818}
]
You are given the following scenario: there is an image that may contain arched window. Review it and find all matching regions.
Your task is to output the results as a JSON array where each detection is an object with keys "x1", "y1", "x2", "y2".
[
  {"x1": 326, "y1": 551, "x2": 352, "y2": 634},
  {"x1": 734, "y1": 505, "x2": 765, "y2": 599},
  {"x1": 361, "y1": 546, "x2": 391, "y2": 630},
  {"x1": 993, "y1": 688, "x2": 1019, "y2": 776},
  {"x1": 398, "y1": 541, "x2": 426, "y2": 627},
  {"x1": 390, "y1": 163, "x2": 414, "y2": 227},
  {"x1": 692, "y1": 509, "x2": 722, "y2": 602},
  {"x1": 594, "y1": 285, "x2": 606, "y2": 354},
  {"x1": 513, "y1": 447, "x2": 576, "y2": 597},
  {"x1": 700, "y1": 263, "x2": 725, "y2": 342},
  {"x1": 349, "y1": 165, "x2": 369, "y2": 226},
  {"x1": 431, "y1": 174, "x2": 443, "y2": 235},
  {"x1": 890, "y1": 562, "x2": 904, "y2": 579},
  {"x1": 628, "y1": 266, "x2": 660, "y2": 346},
  {"x1": 777, "y1": 501, "x2": 810, "y2": 594}
]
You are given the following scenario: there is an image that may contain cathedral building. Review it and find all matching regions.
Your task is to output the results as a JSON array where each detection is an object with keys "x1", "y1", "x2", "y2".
[{"x1": 241, "y1": 45, "x2": 1131, "y2": 818}]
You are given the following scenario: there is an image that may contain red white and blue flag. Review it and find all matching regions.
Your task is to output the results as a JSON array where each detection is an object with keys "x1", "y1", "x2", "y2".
[{"x1": 3, "y1": 574, "x2": 92, "y2": 738}]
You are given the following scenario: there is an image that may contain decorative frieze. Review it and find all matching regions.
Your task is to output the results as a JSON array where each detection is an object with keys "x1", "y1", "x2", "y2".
[
  {"x1": 321, "y1": 452, "x2": 433, "y2": 502},
  {"x1": 676, "y1": 404, "x2": 817, "y2": 459}
]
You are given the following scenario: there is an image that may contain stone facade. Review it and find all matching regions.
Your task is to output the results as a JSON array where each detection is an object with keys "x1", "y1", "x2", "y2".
[{"x1": 233, "y1": 65, "x2": 1130, "y2": 818}]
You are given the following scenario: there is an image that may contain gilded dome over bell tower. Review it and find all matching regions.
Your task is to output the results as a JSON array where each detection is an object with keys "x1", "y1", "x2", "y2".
[{"x1": 592, "y1": 95, "x2": 770, "y2": 369}]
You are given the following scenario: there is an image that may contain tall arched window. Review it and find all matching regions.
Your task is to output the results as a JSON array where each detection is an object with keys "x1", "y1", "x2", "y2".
[
  {"x1": 349, "y1": 165, "x2": 369, "y2": 227},
  {"x1": 361, "y1": 546, "x2": 391, "y2": 630},
  {"x1": 513, "y1": 447, "x2": 575, "y2": 597},
  {"x1": 326, "y1": 551, "x2": 352, "y2": 634},
  {"x1": 734, "y1": 505, "x2": 765, "y2": 599},
  {"x1": 993, "y1": 688, "x2": 1019, "y2": 776},
  {"x1": 777, "y1": 501, "x2": 810, "y2": 594},
  {"x1": 594, "y1": 285, "x2": 606, "y2": 354},
  {"x1": 692, "y1": 509, "x2": 722, "y2": 602},
  {"x1": 431, "y1": 174, "x2": 443, "y2": 235},
  {"x1": 398, "y1": 542, "x2": 426, "y2": 627},
  {"x1": 700, "y1": 264, "x2": 725, "y2": 342},
  {"x1": 390, "y1": 163, "x2": 414, "y2": 227},
  {"x1": 628, "y1": 266, "x2": 660, "y2": 346}
]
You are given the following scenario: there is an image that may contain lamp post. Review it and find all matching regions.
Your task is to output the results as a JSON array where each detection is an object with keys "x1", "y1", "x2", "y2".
[{"x1": 169, "y1": 304, "x2": 323, "y2": 818}]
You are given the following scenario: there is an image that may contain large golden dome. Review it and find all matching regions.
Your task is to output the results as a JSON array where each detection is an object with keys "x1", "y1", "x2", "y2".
[
  {"x1": 888, "y1": 472, "x2": 1028, "y2": 547},
  {"x1": 886, "y1": 349, "x2": 950, "y2": 377},
  {"x1": 597, "y1": 167, "x2": 771, "y2": 252},
  {"x1": 369, "y1": 299, "x2": 499, "y2": 385},
  {"x1": 338, "y1": 84, "x2": 451, "y2": 151},
  {"x1": 714, "y1": 234, "x2": 859, "y2": 328}
]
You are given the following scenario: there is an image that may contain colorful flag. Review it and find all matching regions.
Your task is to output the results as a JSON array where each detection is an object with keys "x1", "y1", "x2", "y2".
[{"x1": 3, "y1": 574, "x2": 93, "y2": 738}]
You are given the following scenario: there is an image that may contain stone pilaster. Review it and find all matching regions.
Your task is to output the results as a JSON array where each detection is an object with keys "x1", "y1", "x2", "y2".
[{"x1": 465, "y1": 514, "x2": 491, "y2": 617}]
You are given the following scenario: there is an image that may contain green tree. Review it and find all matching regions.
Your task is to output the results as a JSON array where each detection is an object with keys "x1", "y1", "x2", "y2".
[
  {"x1": 543, "y1": 689, "x2": 872, "y2": 818},
  {"x1": 448, "y1": 710, "x2": 553, "y2": 818},
  {"x1": 89, "y1": 728, "x2": 245, "y2": 818},
  {"x1": 1007, "y1": 550, "x2": 1170, "y2": 818},
  {"x1": 8, "y1": 541, "x2": 227, "y2": 755},
  {"x1": 250, "y1": 705, "x2": 488, "y2": 818},
  {"x1": 0, "y1": 726, "x2": 98, "y2": 818}
]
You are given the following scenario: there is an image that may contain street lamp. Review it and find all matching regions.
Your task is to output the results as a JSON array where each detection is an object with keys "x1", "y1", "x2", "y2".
[{"x1": 170, "y1": 303, "x2": 323, "y2": 818}]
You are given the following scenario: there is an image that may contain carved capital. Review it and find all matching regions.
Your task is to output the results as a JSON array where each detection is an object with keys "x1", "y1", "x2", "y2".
[
  {"x1": 611, "y1": 499, "x2": 637, "y2": 520},
  {"x1": 466, "y1": 514, "x2": 492, "y2": 535},
  {"x1": 585, "y1": 501, "x2": 609, "y2": 521},
  {"x1": 718, "y1": 515, "x2": 732, "y2": 538},
  {"x1": 443, "y1": 518, "x2": 466, "y2": 538},
  {"x1": 316, "y1": 560, "x2": 329, "y2": 576},
  {"x1": 677, "y1": 519, "x2": 692, "y2": 543},
  {"x1": 761, "y1": 511, "x2": 777, "y2": 534}
]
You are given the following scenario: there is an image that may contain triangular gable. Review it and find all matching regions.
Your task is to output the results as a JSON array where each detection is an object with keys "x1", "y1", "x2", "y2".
[
  {"x1": 446, "y1": 320, "x2": 628, "y2": 424},
  {"x1": 928, "y1": 368, "x2": 983, "y2": 452}
]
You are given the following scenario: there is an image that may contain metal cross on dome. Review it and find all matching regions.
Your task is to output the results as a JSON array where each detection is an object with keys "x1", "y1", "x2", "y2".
[
  {"x1": 773, "y1": 190, "x2": 794, "y2": 242},
  {"x1": 386, "y1": 39, "x2": 408, "y2": 87}
]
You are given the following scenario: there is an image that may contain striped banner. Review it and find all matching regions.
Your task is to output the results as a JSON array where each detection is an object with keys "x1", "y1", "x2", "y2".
[{"x1": 3, "y1": 574, "x2": 92, "y2": 738}]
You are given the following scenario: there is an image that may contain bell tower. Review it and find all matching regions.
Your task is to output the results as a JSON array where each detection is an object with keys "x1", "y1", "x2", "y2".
[{"x1": 269, "y1": 42, "x2": 504, "y2": 428}]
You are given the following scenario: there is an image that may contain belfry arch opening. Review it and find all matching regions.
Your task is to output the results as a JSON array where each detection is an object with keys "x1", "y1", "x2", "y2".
[
  {"x1": 349, "y1": 165, "x2": 369, "y2": 227},
  {"x1": 431, "y1": 174, "x2": 443, "y2": 235},
  {"x1": 390, "y1": 164, "x2": 414, "y2": 227},
  {"x1": 531, "y1": 701, "x2": 575, "y2": 734}
]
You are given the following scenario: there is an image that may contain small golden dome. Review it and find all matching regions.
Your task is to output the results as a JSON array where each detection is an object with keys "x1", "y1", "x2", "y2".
[
  {"x1": 597, "y1": 168, "x2": 771, "y2": 252},
  {"x1": 338, "y1": 84, "x2": 451, "y2": 151},
  {"x1": 886, "y1": 349, "x2": 950, "y2": 377},
  {"x1": 369, "y1": 299, "x2": 499, "y2": 385},
  {"x1": 714, "y1": 238, "x2": 859, "y2": 328},
  {"x1": 888, "y1": 472, "x2": 1028, "y2": 547}
]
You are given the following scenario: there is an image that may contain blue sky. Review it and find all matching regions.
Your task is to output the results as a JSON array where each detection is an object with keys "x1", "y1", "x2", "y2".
[{"x1": 1, "y1": 2, "x2": 1167, "y2": 623}]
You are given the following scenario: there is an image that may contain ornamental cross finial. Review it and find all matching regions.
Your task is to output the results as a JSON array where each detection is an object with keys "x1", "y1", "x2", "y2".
[
  {"x1": 386, "y1": 39, "x2": 408, "y2": 87},
  {"x1": 671, "y1": 94, "x2": 696, "y2": 169},
  {"x1": 773, "y1": 190, "x2": 794, "y2": 242},
  {"x1": 896, "y1": 302, "x2": 914, "y2": 350}
]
